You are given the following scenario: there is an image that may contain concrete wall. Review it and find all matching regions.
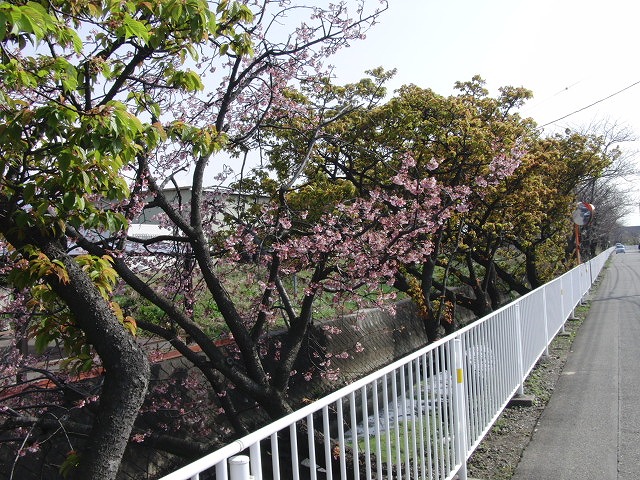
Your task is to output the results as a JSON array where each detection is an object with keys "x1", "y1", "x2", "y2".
[{"x1": 312, "y1": 299, "x2": 426, "y2": 381}]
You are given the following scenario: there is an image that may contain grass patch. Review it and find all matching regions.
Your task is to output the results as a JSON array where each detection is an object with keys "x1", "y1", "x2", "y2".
[
  {"x1": 115, "y1": 262, "x2": 406, "y2": 339},
  {"x1": 346, "y1": 411, "x2": 450, "y2": 470}
]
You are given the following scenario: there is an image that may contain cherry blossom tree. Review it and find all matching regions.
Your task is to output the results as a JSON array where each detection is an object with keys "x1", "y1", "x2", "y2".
[
  {"x1": 6, "y1": 1, "x2": 607, "y2": 477},
  {"x1": 294, "y1": 78, "x2": 618, "y2": 323},
  {"x1": 1, "y1": 0, "x2": 394, "y2": 476},
  {"x1": 266, "y1": 76, "x2": 531, "y2": 337}
]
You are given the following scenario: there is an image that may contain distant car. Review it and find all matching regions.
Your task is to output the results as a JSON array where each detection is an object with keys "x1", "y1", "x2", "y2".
[{"x1": 615, "y1": 244, "x2": 626, "y2": 254}]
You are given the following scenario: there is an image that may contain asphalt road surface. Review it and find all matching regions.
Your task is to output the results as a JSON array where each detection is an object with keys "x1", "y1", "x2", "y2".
[{"x1": 512, "y1": 246, "x2": 640, "y2": 480}]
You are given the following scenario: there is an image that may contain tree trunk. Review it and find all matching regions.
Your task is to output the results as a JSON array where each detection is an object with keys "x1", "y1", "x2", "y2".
[
  {"x1": 485, "y1": 262, "x2": 501, "y2": 310},
  {"x1": 19, "y1": 237, "x2": 150, "y2": 480},
  {"x1": 524, "y1": 248, "x2": 541, "y2": 289},
  {"x1": 420, "y1": 257, "x2": 440, "y2": 342}
]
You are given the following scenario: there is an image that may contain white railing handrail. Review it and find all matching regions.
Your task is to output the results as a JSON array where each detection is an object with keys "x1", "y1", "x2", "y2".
[{"x1": 160, "y1": 248, "x2": 613, "y2": 480}]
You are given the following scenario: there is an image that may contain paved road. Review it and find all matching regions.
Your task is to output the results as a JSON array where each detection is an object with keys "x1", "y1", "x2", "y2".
[{"x1": 512, "y1": 246, "x2": 640, "y2": 480}]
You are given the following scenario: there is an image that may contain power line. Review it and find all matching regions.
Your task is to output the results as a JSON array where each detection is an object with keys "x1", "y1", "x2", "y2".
[
  {"x1": 521, "y1": 80, "x2": 582, "y2": 116},
  {"x1": 540, "y1": 79, "x2": 640, "y2": 128},
  {"x1": 552, "y1": 80, "x2": 582, "y2": 97}
]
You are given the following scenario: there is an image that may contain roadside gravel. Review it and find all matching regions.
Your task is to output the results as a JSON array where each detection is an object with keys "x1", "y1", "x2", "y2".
[{"x1": 465, "y1": 300, "x2": 590, "y2": 480}]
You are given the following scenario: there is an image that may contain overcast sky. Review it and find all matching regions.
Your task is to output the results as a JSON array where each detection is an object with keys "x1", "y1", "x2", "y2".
[{"x1": 329, "y1": 0, "x2": 640, "y2": 224}]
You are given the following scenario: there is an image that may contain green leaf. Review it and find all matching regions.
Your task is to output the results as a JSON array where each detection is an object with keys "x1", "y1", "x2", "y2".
[
  {"x1": 69, "y1": 30, "x2": 83, "y2": 52},
  {"x1": 167, "y1": 69, "x2": 203, "y2": 91},
  {"x1": 86, "y1": 2, "x2": 102, "y2": 17},
  {"x1": 23, "y1": 183, "x2": 35, "y2": 203},
  {"x1": 149, "y1": 101, "x2": 161, "y2": 120},
  {"x1": 100, "y1": 59, "x2": 112, "y2": 78},
  {"x1": 81, "y1": 358, "x2": 94, "y2": 372},
  {"x1": 34, "y1": 332, "x2": 51, "y2": 353},
  {"x1": 15, "y1": 210, "x2": 30, "y2": 228},
  {"x1": 62, "y1": 192, "x2": 76, "y2": 210},
  {"x1": 75, "y1": 195, "x2": 85, "y2": 210},
  {"x1": 59, "y1": 153, "x2": 71, "y2": 171},
  {"x1": 81, "y1": 171, "x2": 91, "y2": 190},
  {"x1": 20, "y1": 5, "x2": 45, "y2": 40},
  {"x1": 0, "y1": 12, "x2": 7, "y2": 41},
  {"x1": 122, "y1": 15, "x2": 149, "y2": 42},
  {"x1": 59, "y1": 451, "x2": 81, "y2": 478},
  {"x1": 185, "y1": 43, "x2": 199, "y2": 61}
]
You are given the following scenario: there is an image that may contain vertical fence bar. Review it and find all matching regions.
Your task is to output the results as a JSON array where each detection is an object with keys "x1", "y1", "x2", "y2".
[
  {"x1": 361, "y1": 385, "x2": 372, "y2": 480},
  {"x1": 559, "y1": 275, "x2": 565, "y2": 322},
  {"x1": 306, "y1": 413, "x2": 317, "y2": 480},
  {"x1": 467, "y1": 328, "x2": 479, "y2": 445},
  {"x1": 428, "y1": 350, "x2": 441, "y2": 479},
  {"x1": 453, "y1": 338, "x2": 468, "y2": 480},
  {"x1": 568, "y1": 271, "x2": 576, "y2": 322},
  {"x1": 415, "y1": 357, "x2": 427, "y2": 480},
  {"x1": 289, "y1": 424, "x2": 300, "y2": 480},
  {"x1": 441, "y1": 344, "x2": 453, "y2": 472},
  {"x1": 349, "y1": 392, "x2": 360, "y2": 480},
  {"x1": 391, "y1": 370, "x2": 402, "y2": 480},
  {"x1": 484, "y1": 319, "x2": 496, "y2": 420},
  {"x1": 408, "y1": 362, "x2": 419, "y2": 480},
  {"x1": 249, "y1": 443, "x2": 262, "y2": 480},
  {"x1": 400, "y1": 365, "x2": 410, "y2": 476},
  {"x1": 434, "y1": 346, "x2": 446, "y2": 473},
  {"x1": 337, "y1": 399, "x2": 347, "y2": 479},
  {"x1": 543, "y1": 287, "x2": 550, "y2": 356},
  {"x1": 515, "y1": 304, "x2": 525, "y2": 396},
  {"x1": 496, "y1": 313, "x2": 507, "y2": 401},
  {"x1": 423, "y1": 353, "x2": 435, "y2": 480},
  {"x1": 216, "y1": 461, "x2": 227, "y2": 480},
  {"x1": 270, "y1": 433, "x2": 280, "y2": 480},
  {"x1": 382, "y1": 374, "x2": 393, "y2": 478},
  {"x1": 372, "y1": 379, "x2": 383, "y2": 480},
  {"x1": 474, "y1": 325, "x2": 485, "y2": 438},
  {"x1": 321, "y1": 406, "x2": 332, "y2": 480},
  {"x1": 465, "y1": 330, "x2": 476, "y2": 444}
]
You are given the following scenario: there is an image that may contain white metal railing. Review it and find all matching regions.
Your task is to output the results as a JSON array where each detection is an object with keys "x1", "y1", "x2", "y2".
[{"x1": 160, "y1": 249, "x2": 612, "y2": 480}]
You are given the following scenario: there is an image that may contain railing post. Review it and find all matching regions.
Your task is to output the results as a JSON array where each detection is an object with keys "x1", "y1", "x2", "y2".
[
  {"x1": 453, "y1": 338, "x2": 468, "y2": 480},
  {"x1": 515, "y1": 304, "x2": 525, "y2": 396},
  {"x1": 542, "y1": 288, "x2": 550, "y2": 357},
  {"x1": 559, "y1": 277, "x2": 566, "y2": 333},
  {"x1": 229, "y1": 455, "x2": 251, "y2": 480},
  {"x1": 562, "y1": 272, "x2": 580, "y2": 320}
]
